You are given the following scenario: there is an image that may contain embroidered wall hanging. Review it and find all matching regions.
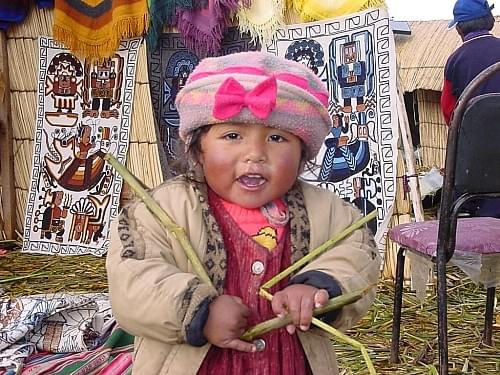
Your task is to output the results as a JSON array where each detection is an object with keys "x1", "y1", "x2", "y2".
[
  {"x1": 147, "y1": 27, "x2": 260, "y2": 176},
  {"x1": 265, "y1": 8, "x2": 397, "y2": 253},
  {"x1": 22, "y1": 37, "x2": 141, "y2": 256}
]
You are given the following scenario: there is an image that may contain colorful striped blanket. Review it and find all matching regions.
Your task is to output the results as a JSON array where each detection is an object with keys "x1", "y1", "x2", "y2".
[{"x1": 16, "y1": 327, "x2": 134, "y2": 375}]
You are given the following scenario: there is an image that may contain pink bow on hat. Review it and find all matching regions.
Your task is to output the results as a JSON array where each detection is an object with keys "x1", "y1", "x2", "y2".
[{"x1": 213, "y1": 76, "x2": 277, "y2": 120}]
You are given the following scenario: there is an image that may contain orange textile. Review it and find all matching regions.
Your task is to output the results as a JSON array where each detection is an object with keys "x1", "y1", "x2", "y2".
[{"x1": 53, "y1": 0, "x2": 148, "y2": 60}]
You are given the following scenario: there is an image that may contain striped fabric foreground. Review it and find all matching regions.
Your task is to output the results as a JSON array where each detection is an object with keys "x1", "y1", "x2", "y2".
[{"x1": 1, "y1": 326, "x2": 134, "y2": 375}]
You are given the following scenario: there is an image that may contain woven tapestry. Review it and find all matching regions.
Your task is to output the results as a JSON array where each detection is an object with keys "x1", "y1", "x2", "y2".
[
  {"x1": 22, "y1": 37, "x2": 140, "y2": 256},
  {"x1": 265, "y1": 8, "x2": 398, "y2": 251},
  {"x1": 147, "y1": 27, "x2": 260, "y2": 176}
]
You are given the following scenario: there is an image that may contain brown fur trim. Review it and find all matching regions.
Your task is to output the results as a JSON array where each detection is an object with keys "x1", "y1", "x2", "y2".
[
  {"x1": 286, "y1": 183, "x2": 311, "y2": 267},
  {"x1": 191, "y1": 180, "x2": 228, "y2": 294},
  {"x1": 117, "y1": 203, "x2": 146, "y2": 260}
]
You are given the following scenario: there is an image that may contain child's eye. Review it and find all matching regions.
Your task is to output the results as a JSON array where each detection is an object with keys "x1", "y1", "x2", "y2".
[
  {"x1": 223, "y1": 132, "x2": 240, "y2": 140},
  {"x1": 269, "y1": 134, "x2": 286, "y2": 142}
]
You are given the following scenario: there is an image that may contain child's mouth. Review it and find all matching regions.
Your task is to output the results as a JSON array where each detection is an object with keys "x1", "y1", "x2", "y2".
[{"x1": 237, "y1": 174, "x2": 266, "y2": 189}]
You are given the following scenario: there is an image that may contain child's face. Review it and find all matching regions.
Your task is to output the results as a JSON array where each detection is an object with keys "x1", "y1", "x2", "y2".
[{"x1": 199, "y1": 123, "x2": 303, "y2": 209}]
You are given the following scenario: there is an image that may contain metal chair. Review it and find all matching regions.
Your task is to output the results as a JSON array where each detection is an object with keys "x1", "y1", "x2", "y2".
[{"x1": 388, "y1": 62, "x2": 500, "y2": 375}]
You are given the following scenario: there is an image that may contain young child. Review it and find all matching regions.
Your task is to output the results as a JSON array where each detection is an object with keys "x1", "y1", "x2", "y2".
[{"x1": 106, "y1": 51, "x2": 380, "y2": 375}]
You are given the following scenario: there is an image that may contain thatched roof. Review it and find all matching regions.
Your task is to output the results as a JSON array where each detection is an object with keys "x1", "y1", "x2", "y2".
[{"x1": 395, "y1": 17, "x2": 500, "y2": 92}]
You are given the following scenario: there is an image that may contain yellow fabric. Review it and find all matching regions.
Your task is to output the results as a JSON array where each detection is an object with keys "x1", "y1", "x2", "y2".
[
  {"x1": 286, "y1": 0, "x2": 305, "y2": 13},
  {"x1": 81, "y1": 0, "x2": 108, "y2": 5},
  {"x1": 53, "y1": 0, "x2": 149, "y2": 60},
  {"x1": 251, "y1": 226, "x2": 278, "y2": 250},
  {"x1": 290, "y1": 0, "x2": 386, "y2": 22},
  {"x1": 237, "y1": 0, "x2": 285, "y2": 44}
]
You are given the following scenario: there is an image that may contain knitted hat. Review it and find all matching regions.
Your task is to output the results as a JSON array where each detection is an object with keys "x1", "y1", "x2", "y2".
[{"x1": 175, "y1": 51, "x2": 332, "y2": 159}]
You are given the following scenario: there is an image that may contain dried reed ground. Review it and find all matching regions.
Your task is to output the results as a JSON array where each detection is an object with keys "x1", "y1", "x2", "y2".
[{"x1": 1, "y1": 246, "x2": 499, "y2": 374}]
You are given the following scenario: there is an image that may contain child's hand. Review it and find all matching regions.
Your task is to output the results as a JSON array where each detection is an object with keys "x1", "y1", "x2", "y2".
[
  {"x1": 203, "y1": 295, "x2": 256, "y2": 352},
  {"x1": 271, "y1": 284, "x2": 329, "y2": 335}
]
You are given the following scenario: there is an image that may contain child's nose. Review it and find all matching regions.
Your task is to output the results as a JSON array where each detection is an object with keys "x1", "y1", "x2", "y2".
[{"x1": 243, "y1": 141, "x2": 267, "y2": 163}]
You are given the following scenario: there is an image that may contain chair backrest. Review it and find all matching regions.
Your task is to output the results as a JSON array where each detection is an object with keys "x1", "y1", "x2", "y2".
[
  {"x1": 438, "y1": 62, "x2": 500, "y2": 261},
  {"x1": 454, "y1": 93, "x2": 500, "y2": 194}
]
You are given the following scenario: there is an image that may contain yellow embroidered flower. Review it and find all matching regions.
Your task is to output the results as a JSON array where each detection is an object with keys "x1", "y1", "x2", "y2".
[{"x1": 252, "y1": 226, "x2": 278, "y2": 251}]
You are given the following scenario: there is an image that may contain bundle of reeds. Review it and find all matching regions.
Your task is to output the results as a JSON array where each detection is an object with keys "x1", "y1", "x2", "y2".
[{"x1": 0, "y1": 246, "x2": 107, "y2": 297}]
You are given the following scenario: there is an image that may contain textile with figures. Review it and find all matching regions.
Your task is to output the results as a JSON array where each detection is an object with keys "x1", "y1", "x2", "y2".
[
  {"x1": 0, "y1": 293, "x2": 117, "y2": 373},
  {"x1": 265, "y1": 7, "x2": 397, "y2": 255},
  {"x1": 22, "y1": 37, "x2": 140, "y2": 256},
  {"x1": 147, "y1": 27, "x2": 260, "y2": 176}
]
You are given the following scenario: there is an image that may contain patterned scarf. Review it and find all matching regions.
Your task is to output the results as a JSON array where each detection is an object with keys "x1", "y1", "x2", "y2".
[
  {"x1": 53, "y1": 0, "x2": 149, "y2": 60},
  {"x1": 175, "y1": 0, "x2": 240, "y2": 56},
  {"x1": 289, "y1": 0, "x2": 386, "y2": 22},
  {"x1": 237, "y1": 0, "x2": 285, "y2": 44}
]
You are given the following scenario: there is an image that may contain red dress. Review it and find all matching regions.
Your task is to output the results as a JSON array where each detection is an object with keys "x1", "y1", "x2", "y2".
[{"x1": 197, "y1": 192, "x2": 312, "y2": 375}]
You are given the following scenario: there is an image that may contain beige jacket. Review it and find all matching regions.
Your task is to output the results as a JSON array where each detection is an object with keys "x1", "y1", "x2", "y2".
[{"x1": 106, "y1": 177, "x2": 380, "y2": 375}]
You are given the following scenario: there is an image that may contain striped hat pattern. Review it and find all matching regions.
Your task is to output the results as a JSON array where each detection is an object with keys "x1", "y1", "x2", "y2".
[{"x1": 175, "y1": 51, "x2": 332, "y2": 159}]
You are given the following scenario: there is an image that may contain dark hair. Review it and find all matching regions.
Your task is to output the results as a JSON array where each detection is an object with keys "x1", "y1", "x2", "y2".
[
  {"x1": 168, "y1": 126, "x2": 211, "y2": 176},
  {"x1": 456, "y1": 13, "x2": 495, "y2": 35}
]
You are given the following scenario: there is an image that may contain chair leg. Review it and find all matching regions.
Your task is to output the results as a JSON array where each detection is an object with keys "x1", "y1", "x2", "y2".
[
  {"x1": 437, "y1": 246, "x2": 449, "y2": 375},
  {"x1": 390, "y1": 247, "x2": 406, "y2": 363},
  {"x1": 483, "y1": 287, "x2": 496, "y2": 346}
]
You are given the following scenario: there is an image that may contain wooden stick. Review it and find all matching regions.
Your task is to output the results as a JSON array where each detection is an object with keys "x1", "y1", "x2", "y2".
[
  {"x1": 396, "y1": 69, "x2": 425, "y2": 222},
  {"x1": 312, "y1": 317, "x2": 377, "y2": 375},
  {"x1": 260, "y1": 210, "x2": 377, "y2": 293},
  {"x1": 241, "y1": 286, "x2": 371, "y2": 341},
  {"x1": 0, "y1": 30, "x2": 16, "y2": 239},
  {"x1": 104, "y1": 153, "x2": 213, "y2": 286}
]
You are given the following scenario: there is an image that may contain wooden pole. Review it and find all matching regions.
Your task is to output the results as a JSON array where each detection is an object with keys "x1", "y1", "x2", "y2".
[
  {"x1": 0, "y1": 30, "x2": 16, "y2": 239},
  {"x1": 396, "y1": 74, "x2": 425, "y2": 222}
]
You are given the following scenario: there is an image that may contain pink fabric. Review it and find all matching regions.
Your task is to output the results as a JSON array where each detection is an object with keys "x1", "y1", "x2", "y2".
[
  {"x1": 221, "y1": 197, "x2": 287, "y2": 248},
  {"x1": 275, "y1": 72, "x2": 329, "y2": 106},
  {"x1": 213, "y1": 76, "x2": 277, "y2": 120},
  {"x1": 389, "y1": 217, "x2": 500, "y2": 256},
  {"x1": 176, "y1": 51, "x2": 332, "y2": 159},
  {"x1": 190, "y1": 67, "x2": 329, "y2": 106},
  {"x1": 98, "y1": 352, "x2": 133, "y2": 374},
  {"x1": 175, "y1": 0, "x2": 236, "y2": 56},
  {"x1": 197, "y1": 191, "x2": 312, "y2": 375}
]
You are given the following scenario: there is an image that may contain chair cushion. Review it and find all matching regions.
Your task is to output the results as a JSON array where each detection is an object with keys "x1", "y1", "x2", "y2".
[{"x1": 388, "y1": 217, "x2": 500, "y2": 257}]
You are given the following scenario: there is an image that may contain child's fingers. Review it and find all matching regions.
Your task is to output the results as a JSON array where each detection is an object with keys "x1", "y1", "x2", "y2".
[
  {"x1": 271, "y1": 293, "x2": 288, "y2": 317},
  {"x1": 230, "y1": 295, "x2": 251, "y2": 318},
  {"x1": 314, "y1": 289, "x2": 329, "y2": 308},
  {"x1": 287, "y1": 297, "x2": 302, "y2": 326},
  {"x1": 299, "y1": 295, "x2": 314, "y2": 330},
  {"x1": 286, "y1": 324, "x2": 296, "y2": 335},
  {"x1": 224, "y1": 338, "x2": 257, "y2": 353},
  {"x1": 230, "y1": 296, "x2": 244, "y2": 304}
]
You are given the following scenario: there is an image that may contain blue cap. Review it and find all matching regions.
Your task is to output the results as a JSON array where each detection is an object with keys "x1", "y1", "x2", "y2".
[{"x1": 448, "y1": 0, "x2": 495, "y2": 28}]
